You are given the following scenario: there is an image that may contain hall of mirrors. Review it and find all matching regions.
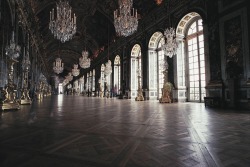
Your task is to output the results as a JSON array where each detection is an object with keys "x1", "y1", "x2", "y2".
[
  {"x1": 0, "y1": 0, "x2": 250, "y2": 110},
  {"x1": 1, "y1": 1, "x2": 250, "y2": 166}
]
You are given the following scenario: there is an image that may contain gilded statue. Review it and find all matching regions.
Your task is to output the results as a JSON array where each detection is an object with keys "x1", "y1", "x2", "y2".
[{"x1": 160, "y1": 82, "x2": 173, "y2": 103}]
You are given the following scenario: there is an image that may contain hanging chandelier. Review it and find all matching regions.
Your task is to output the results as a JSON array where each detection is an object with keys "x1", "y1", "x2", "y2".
[
  {"x1": 79, "y1": 50, "x2": 91, "y2": 69},
  {"x1": 53, "y1": 57, "x2": 64, "y2": 74},
  {"x1": 72, "y1": 64, "x2": 80, "y2": 77},
  {"x1": 104, "y1": 60, "x2": 112, "y2": 76},
  {"x1": 114, "y1": 0, "x2": 138, "y2": 37},
  {"x1": 49, "y1": 0, "x2": 76, "y2": 43},
  {"x1": 162, "y1": 27, "x2": 178, "y2": 58},
  {"x1": 5, "y1": 31, "x2": 21, "y2": 59}
]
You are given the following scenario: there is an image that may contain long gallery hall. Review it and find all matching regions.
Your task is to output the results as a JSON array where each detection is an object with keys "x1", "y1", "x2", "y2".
[
  {"x1": 0, "y1": 96, "x2": 250, "y2": 167},
  {"x1": 1, "y1": 0, "x2": 250, "y2": 166}
]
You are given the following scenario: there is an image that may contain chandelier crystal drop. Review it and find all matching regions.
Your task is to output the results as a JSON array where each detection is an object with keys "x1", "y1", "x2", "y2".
[
  {"x1": 72, "y1": 64, "x2": 80, "y2": 77},
  {"x1": 53, "y1": 58, "x2": 64, "y2": 74},
  {"x1": 114, "y1": 0, "x2": 138, "y2": 37},
  {"x1": 104, "y1": 60, "x2": 112, "y2": 76},
  {"x1": 162, "y1": 27, "x2": 178, "y2": 58},
  {"x1": 5, "y1": 31, "x2": 21, "y2": 60},
  {"x1": 79, "y1": 50, "x2": 91, "y2": 69},
  {"x1": 49, "y1": 0, "x2": 76, "y2": 43}
]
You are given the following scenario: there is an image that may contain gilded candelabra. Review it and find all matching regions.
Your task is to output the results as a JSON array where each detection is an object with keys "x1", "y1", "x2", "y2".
[
  {"x1": 35, "y1": 81, "x2": 43, "y2": 100},
  {"x1": 0, "y1": 59, "x2": 20, "y2": 110},
  {"x1": 1, "y1": 32, "x2": 20, "y2": 110},
  {"x1": 20, "y1": 77, "x2": 32, "y2": 104},
  {"x1": 159, "y1": 70, "x2": 173, "y2": 103},
  {"x1": 20, "y1": 48, "x2": 32, "y2": 105},
  {"x1": 135, "y1": 68, "x2": 144, "y2": 101},
  {"x1": 99, "y1": 79, "x2": 103, "y2": 98}
]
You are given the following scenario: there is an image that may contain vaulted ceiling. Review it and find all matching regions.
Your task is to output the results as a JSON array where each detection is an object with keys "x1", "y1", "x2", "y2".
[{"x1": 25, "y1": 0, "x2": 160, "y2": 78}]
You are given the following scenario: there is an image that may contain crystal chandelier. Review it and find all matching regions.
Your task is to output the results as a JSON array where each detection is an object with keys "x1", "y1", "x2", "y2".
[
  {"x1": 49, "y1": 0, "x2": 76, "y2": 43},
  {"x1": 162, "y1": 27, "x2": 178, "y2": 58},
  {"x1": 79, "y1": 50, "x2": 91, "y2": 69},
  {"x1": 104, "y1": 60, "x2": 112, "y2": 76},
  {"x1": 114, "y1": 0, "x2": 138, "y2": 37},
  {"x1": 53, "y1": 57, "x2": 64, "y2": 74},
  {"x1": 5, "y1": 31, "x2": 21, "y2": 59},
  {"x1": 72, "y1": 64, "x2": 80, "y2": 77}
]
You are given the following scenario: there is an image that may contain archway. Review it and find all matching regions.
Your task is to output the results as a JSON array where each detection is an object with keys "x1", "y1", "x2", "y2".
[
  {"x1": 130, "y1": 44, "x2": 142, "y2": 98},
  {"x1": 176, "y1": 12, "x2": 206, "y2": 102}
]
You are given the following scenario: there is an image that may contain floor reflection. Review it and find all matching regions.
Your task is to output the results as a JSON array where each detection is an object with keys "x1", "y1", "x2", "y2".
[{"x1": 0, "y1": 96, "x2": 249, "y2": 167}]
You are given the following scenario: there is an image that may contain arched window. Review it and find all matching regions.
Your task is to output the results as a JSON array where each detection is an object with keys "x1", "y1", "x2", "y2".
[
  {"x1": 187, "y1": 19, "x2": 206, "y2": 101},
  {"x1": 148, "y1": 32, "x2": 165, "y2": 99},
  {"x1": 176, "y1": 12, "x2": 206, "y2": 102},
  {"x1": 100, "y1": 64, "x2": 105, "y2": 92},
  {"x1": 130, "y1": 44, "x2": 142, "y2": 98},
  {"x1": 89, "y1": 71, "x2": 92, "y2": 94},
  {"x1": 92, "y1": 69, "x2": 95, "y2": 92},
  {"x1": 114, "y1": 55, "x2": 121, "y2": 95},
  {"x1": 86, "y1": 72, "x2": 90, "y2": 92},
  {"x1": 104, "y1": 61, "x2": 112, "y2": 94}
]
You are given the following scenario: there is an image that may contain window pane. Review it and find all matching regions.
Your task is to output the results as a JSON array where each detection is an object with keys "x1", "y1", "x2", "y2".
[
  {"x1": 194, "y1": 62, "x2": 198, "y2": 69},
  {"x1": 195, "y1": 81, "x2": 199, "y2": 87},
  {"x1": 199, "y1": 35, "x2": 204, "y2": 42},
  {"x1": 201, "y1": 74, "x2": 205, "y2": 81},
  {"x1": 192, "y1": 38, "x2": 197, "y2": 44},
  {"x1": 194, "y1": 74, "x2": 199, "y2": 81},
  {"x1": 189, "y1": 57, "x2": 193, "y2": 63},
  {"x1": 188, "y1": 45, "x2": 193, "y2": 50},
  {"x1": 194, "y1": 56, "x2": 198, "y2": 63},
  {"x1": 189, "y1": 69, "x2": 193, "y2": 75},
  {"x1": 193, "y1": 44, "x2": 198, "y2": 50},
  {"x1": 200, "y1": 67, "x2": 205, "y2": 74},
  {"x1": 200, "y1": 52, "x2": 204, "y2": 60},
  {"x1": 190, "y1": 82, "x2": 194, "y2": 88},
  {"x1": 200, "y1": 61, "x2": 205, "y2": 68},
  {"x1": 193, "y1": 50, "x2": 198, "y2": 56},
  {"x1": 201, "y1": 81, "x2": 206, "y2": 87},
  {"x1": 195, "y1": 94, "x2": 199, "y2": 100}
]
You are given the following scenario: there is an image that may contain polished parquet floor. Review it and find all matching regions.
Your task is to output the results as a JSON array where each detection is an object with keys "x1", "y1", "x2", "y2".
[{"x1": 0, "y1": 95, "x2": 250, "y2": 167}]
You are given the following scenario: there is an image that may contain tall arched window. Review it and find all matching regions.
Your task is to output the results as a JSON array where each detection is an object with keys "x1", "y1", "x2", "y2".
[
  {"x1": 100, "y1": 64, "x2": 105, "y2": 92},
  {"x1": 114, "y1": 55, "x2": 121, "y2": 95},
  {"x1": 86, "y1": 72, "x2": 90, "y2": 92},
  {"x1": 187, "y1": 19, "x2": 206, "y2": 101},
  {"x1": 130, "y1": 44, "x2": 142, "y2": 98},
  {"x1": 176, "y1": 12, "x2": 206, "y2": 102},
  {"x1": 148, "y1": 32, "x2": 165, "y2": 99},
  {"x1": 89, "y1": 71, "x2": 92, "y2": 94},
  {"x1": 92, "y1": 69, "x2": 95, "y2": 92}
]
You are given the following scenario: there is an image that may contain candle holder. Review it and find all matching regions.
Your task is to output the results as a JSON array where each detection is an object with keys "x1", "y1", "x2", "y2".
[
  {"x1": 135, "y1": 68, "x2": 144, "y2": 101},
  {"x1": 1, "y1": 32, "x2": 20, "y2": 110}
]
